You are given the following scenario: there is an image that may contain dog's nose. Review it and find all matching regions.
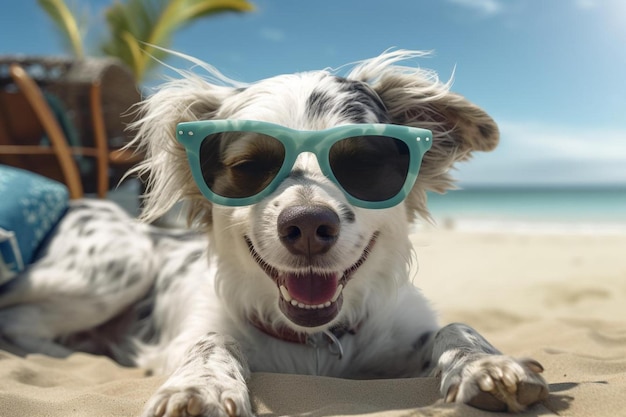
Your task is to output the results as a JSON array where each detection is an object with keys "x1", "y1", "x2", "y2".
[{"x1": 277, "y1": 205, "x2": 340, "y2": 256}]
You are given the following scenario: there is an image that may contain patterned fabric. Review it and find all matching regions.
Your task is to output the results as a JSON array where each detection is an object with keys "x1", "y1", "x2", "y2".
[{"x1": 0, "y1": 165, "x2": 69, "y2": 283}]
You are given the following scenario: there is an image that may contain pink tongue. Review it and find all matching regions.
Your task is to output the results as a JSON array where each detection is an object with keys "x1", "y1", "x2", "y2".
[{"x1": 285, "y1": 272, "x2": 339, "y2": 305}]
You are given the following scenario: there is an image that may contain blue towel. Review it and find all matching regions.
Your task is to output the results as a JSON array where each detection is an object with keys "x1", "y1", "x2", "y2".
[{"x1": 0, "y1": 165, "x2": 69, "y2": 284}]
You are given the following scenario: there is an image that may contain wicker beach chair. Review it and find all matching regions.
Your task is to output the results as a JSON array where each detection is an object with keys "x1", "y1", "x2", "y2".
[{"x1": 0, "y1": 56, "x2": 143, "y2": 198}]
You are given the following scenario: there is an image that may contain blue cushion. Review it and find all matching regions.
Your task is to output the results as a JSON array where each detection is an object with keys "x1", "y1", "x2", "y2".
[{"x1": 0, "y1": 165, "x2": 69, "y2": 284}]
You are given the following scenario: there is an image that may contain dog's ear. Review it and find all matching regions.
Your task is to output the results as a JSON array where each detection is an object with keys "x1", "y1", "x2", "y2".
[
  {"x1": 129, "y1": 77, "x2": 236, "y2": 227},
  {"x1": 373, "y1": 74, "x2": 499, "y2": 157},
  {"x1": 350, "y1": 51, "x2": 499, "y2": 221},
  {"x1": 374, "y1": 73, "x2": 500, "y2": 221}
]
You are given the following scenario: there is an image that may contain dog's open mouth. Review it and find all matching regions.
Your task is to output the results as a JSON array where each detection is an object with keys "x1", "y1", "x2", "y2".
[{"x1": 246, "y1": 233, "x2": 378, "y2": 328}]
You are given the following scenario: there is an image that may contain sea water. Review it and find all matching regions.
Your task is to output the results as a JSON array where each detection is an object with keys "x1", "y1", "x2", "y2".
[{"x1": 422, "y1": 187, "x2": 626, "y2": 234}]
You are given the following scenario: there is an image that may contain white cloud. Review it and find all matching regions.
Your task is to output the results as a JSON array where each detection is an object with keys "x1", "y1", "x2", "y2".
[
  {"x1": 259, "y1": 27, "x2": 286, "y2": 42},
  {"x1": 503, "y1": 122, "x2": 626, "y2": 161},
  {"x1": 454, "y1": 121, "x2": 626, "y2": 186},
  {"x1": 446, "y1": 0, "x2": 503, "y2": 16}
]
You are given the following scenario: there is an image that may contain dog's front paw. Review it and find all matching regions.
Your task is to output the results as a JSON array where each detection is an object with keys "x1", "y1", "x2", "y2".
[
  {"x1": 142, "y1": 386, "x2": 251, "y2": 417},
  {"x1": 443, "y1": 356, "x2": 549, "y2": 412}
]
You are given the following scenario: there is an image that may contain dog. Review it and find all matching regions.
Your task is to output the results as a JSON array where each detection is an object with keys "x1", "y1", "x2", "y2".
[{"x1": 0, "y1": 50, "x2": 549, "y2": 416}]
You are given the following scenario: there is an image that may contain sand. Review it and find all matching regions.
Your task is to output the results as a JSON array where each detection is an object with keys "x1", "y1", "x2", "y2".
[{"x1": 1, "y1": 229, "x2": 625, "y2": 417}]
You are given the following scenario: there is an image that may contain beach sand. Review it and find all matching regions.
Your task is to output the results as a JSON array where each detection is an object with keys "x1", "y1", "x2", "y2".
[{"x1": 1, "y1": 229, "x2": 625, "y2": 417}]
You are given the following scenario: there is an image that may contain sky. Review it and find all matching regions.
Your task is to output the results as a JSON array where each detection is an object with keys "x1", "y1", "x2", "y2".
[{"x1": 2, "y1": 0, "x2": 625, "y2": 187}]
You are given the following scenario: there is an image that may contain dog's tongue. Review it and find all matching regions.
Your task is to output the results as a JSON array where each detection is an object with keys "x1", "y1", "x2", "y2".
[{"x1": 285, "y1": 272, "x2": 339, "y2": 305}]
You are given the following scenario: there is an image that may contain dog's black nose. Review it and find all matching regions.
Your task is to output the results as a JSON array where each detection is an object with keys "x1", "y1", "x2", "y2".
[{"x1": 277, "y1": 205, "x2": 340, "y2": 256}]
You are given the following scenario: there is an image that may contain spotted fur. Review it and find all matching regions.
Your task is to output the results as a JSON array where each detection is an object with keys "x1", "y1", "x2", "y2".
[{"x1": 0, "y1": 50, "x2": 547, "y2": 416}]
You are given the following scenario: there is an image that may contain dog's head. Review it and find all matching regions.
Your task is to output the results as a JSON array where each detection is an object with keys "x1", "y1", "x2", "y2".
[{"x1": 131, "y1": 50, "x2": 498, "y2": 332}]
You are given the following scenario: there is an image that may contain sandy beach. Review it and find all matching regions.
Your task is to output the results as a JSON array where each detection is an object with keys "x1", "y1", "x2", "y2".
[{"x1": 1, "y1": 228, "x2": 625, "y2": 417}]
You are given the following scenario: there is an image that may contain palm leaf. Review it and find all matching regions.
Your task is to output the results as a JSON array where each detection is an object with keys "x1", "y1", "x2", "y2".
[
  {"x1": 37, "y1": 0, "x2": 84, "y2": 58},
  {"x1": 102, "y1": 0, "x2": 255, "y2": 82}
]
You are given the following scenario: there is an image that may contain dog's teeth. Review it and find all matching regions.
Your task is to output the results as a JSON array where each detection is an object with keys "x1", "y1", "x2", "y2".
[
  {"x1": 331, "y1": 284, "x2": 343, "y2": 303},
  {"x1": 285, "y1": 288, "x2": 340, "y2": 309},
  {"x1": 279, "y1": 286, "x2": 292, "y2": 302}
]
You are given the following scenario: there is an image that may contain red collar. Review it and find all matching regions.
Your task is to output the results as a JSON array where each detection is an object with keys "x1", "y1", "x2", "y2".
[{"x1": 249, "y1": 315, "x2": 358, "y2": 345}]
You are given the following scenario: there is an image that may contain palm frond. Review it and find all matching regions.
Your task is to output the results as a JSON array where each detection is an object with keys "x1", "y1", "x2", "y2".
[
  {"x1": 102, "y1": 0, "x2": 255, "y2": 82},
  {"x1": 37, "y1": 0, "x2": 85, "y2": 58}
]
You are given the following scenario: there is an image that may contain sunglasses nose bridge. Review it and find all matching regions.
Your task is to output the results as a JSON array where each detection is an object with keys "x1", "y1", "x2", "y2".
[{"x1": 290, "y1": 151, "x2": 325, "y2": 177}]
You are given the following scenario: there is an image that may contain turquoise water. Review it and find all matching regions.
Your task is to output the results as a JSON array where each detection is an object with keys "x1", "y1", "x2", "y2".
[{"x1": 426, "y1": 187, "x2": 626, "y2": 224}]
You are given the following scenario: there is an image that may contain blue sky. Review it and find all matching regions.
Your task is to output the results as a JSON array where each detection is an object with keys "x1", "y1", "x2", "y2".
[{"x1": 2, "y1": 0, "x2": 625, "y2": 187}]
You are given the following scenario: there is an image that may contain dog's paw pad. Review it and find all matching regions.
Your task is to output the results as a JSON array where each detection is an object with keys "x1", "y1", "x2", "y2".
[
  {"x1": 517, "y1": 379, "x2": 550, "y2": 406},
  {"x1": 467, "y1": 390, "x2": 509, "y2": 412}
]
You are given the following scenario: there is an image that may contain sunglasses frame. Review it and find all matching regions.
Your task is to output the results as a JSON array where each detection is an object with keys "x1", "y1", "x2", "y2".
[{"x1": 176, "y1": 120, "x2": 432, "y2": 209}]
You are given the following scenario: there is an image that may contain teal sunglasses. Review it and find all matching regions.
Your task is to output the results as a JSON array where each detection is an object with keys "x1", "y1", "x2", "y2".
[{"x1": 176, "y1": 120, "x2": 432, "y2": 209}]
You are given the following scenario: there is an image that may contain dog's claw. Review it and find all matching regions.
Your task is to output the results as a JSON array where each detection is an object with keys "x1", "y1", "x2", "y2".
[
  {"x1": 154, "y1": 398, "x2": 167, "y2": 417},
  {"x1": 445, "y1": 382, "x2": 459, "y2": 403},
  {"x1": 477, "y1": 374, "x2": 494, "y2": 391},
  {"x1": 224, "y1": 398, "x2": 238, "y2": 417},
  {"x1": 502, "y1": 368, "x2": 518, "y2": 393},
  {"x1": 523, "y1": 358, "x2": 545, "y2": 374},
  {"x1": 187, "y1": 395, "x2": 203, "y2": 416}
]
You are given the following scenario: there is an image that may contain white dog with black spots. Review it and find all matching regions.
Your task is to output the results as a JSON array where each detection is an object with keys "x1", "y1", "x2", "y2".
[{"x1": 0, "y1": 50, "x2": 548, "y2": 416}]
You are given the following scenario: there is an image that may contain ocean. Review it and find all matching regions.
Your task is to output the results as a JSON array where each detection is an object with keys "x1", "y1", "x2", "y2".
[{"x1": 422, "y1": 187, "x2": 626, "y2": 234}]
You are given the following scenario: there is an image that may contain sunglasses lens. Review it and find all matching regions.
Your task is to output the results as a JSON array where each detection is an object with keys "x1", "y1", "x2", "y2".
[
  {"x1": 329, "y1": 136, "x2": 410, "y2": 202},
  {"x1": 199, "y1": 132, "x2": 286, "y2": 198}
]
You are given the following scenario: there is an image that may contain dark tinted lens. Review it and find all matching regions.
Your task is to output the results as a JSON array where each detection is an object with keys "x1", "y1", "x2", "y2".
[
  {"x1": 199, "y1": 132, "x2": 286, "y2": 198},
  {"x1": 329, "y1": 135, "x2": 410, "y2": 202}
]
